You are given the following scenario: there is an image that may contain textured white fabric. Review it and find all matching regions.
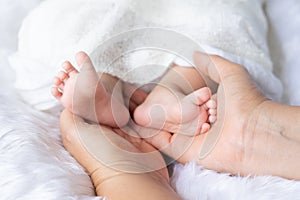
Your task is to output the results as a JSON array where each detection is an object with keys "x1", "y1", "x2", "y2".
[
  {"x1": 131, "y1": 0, "x2": 271, "y2": 67},
  {"x1": 9, "y1": 0, "x2": 128, "y2": 111},
  {"x1": 0, "y1": 1, "x2": 101, "y2": 199},
  {"x1": 266, "y1": 0, "x2": 300, "y2": 105},
  {"x1": 0, "y1": 95, "x2": 101, "y2": 200},
  {"x1": 10, "y1": 0, "x2": 282, "y2": 111},
  {"x1": 1, "y1": 0, "x2": 300, "y2": 199},
  {"x1": 172, "y1": 162, "x2": 300, "y2": 200}
]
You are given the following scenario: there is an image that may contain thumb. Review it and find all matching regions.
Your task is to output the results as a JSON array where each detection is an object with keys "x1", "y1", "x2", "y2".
[
  {"x1": 131, "y1": 122, "x2": 203, "y2": 164},
  {"x1": 193, "y1": 51, "x2": 245, "y2": 84}
]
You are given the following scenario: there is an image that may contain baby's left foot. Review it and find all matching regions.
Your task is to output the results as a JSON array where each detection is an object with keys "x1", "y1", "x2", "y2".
[
  {"x1": 52, "y1": 52, "x2": 129, "y2": 127},
  {"x1": 134, "y1": 85, "x2": 217, "y2": 136}
]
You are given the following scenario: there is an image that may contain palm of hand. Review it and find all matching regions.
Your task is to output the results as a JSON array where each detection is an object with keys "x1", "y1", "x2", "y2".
[
  {"x1": 134, "y1": 58, "x2": 269, "y2": 175},
  {"x1": 185, "y1": 65, "x2": 268, "y2": 174},
  {"x1": 60, "y1": 110, "x2": 169, "y2": 186}
]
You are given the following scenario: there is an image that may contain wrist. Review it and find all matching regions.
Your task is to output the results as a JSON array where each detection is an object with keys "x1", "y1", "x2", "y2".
[
  {"x1": 270, "y1": 102, "x2": 300, "y2": 142},
  {"x1": 256, "y1": 100, "x2": 300, "y2": 141},
  {"x1": 95, "y1": 171, "x2": 178, "y2": 199},
  {"x1": 242, "y1": 100, "x2": 300, "y2": 179},
  {"x1": 90, "y1": 167, "x2": 125, "y2": 195}
]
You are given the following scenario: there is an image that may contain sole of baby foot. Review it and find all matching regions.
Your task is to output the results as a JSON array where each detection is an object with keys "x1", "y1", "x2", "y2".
[
  {"x1": 52, "y1": 51, "x2": 130, "y2": 127},
  {"x1": 134, "y1": 87, "x2": 213, "y2": 136}
]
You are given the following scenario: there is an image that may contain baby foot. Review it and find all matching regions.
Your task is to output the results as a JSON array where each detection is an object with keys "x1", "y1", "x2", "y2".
[
  {"x1": 52, "y1": 52, "x2": 130, "y2": 127},
  {"x1": 134, "y1": 85, "x2": 217, "y2": 136}
]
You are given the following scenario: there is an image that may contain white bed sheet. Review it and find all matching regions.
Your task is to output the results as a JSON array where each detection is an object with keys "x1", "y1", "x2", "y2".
[{"x1": 0, "y1": 0, "x2": 300, "y2": 199}]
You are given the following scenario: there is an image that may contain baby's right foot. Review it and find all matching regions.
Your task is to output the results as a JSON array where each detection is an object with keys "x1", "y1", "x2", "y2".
[
  {"x1": 134, "y1": 85, "x2": 217, "y2": 136},
  {"x1": 52, "y1": 52, "x2": 130, "y2": 127}
]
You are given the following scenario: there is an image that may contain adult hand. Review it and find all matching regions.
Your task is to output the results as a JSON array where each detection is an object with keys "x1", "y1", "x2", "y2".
[
  {"x1": 125, "y1": 52, "x2": 269, "y2": 175},
  {"x1": 59, "y1": 110, "x2": 170, "y2": 196}
]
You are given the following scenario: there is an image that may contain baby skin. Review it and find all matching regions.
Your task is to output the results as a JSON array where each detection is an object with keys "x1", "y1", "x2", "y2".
[
  {"x1": 52, "y1": 52, "x2": 217, "y2": 135},
  {"x1": 52, "y1": 52, "x2": 130, "y2": 127},
  {"x1": 134, "y1": 65, "x2": 217, "y2": 136}
]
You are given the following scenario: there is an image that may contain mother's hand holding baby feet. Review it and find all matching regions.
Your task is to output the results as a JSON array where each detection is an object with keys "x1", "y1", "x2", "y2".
[
  {"x1": 60, "y1": 110, "x2": 180, "y2": 199},
  {"x1": 128, "y1": 52, "x2": 300, "y2": 180},
  {"x1": 133, "y1": 66, "x2": 217, "y2": 136},
  {"x1": 58, "y1": 51, "x2": 300, "y2": 200}
]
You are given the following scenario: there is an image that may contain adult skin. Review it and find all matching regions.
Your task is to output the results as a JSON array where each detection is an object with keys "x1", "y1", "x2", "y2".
[
  {"x1": 59, "y1": 52, "x2": 300, "y2": 198},
  {"x1": 60, "y1": 109, "x2": 181, "y2": 199},
  {"x1": 127, "y1": 52, "x2": 300, "y2": 179}
]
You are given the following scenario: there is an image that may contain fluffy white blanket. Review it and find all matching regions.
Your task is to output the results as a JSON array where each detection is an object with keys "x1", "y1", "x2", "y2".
[{"x1": 0, "y1": 0, "x2": 300, "y2": 199}]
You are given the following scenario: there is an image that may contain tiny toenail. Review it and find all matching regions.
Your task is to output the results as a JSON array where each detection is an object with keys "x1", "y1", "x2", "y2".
[{"x1": 62, "y1": 61, "x2": 69, "y2": 67}]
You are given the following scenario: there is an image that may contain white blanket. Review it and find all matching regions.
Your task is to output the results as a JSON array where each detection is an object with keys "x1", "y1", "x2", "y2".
[
  {"x1": 0, "y1": 0, "x2": 300, "y2": 199},
  {"x1": 9, "y1": 0, "x2": 283, "y2": 111}
]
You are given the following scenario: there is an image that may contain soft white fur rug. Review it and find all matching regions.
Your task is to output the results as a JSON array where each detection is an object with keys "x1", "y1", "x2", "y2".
[
  {"x1": 0, "y1": 0, "x2": 300, "y2": 199},
  {"x1": 0, "y1": 95, "x2": 100, "y2": 200}
]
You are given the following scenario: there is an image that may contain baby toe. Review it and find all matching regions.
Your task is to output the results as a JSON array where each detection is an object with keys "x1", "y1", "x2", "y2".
[
  {"x1": 209, "y1": 115, "x2": 217, "y2": 123},
  {"x1": 200, "y1": 123, "x2": 211, "y2": 134},
  {"x1": 58, "y1": 71, "x2": 69, "y2": 81},
  {"x1": 53, "y1": 77, "x2": 63, "y2": 86},
  {"x1": 62, "y1": 61, "x2": 77, "y2": 74},
  {"x1": 51, "y1": 87, "x2": 62, "y2": 99},
  {"x1": 208, "y1": 108, "x2": 217, "y2": 115},
  {"x1": 206, "y1": 99, "x2": 217, "y2": 109}
]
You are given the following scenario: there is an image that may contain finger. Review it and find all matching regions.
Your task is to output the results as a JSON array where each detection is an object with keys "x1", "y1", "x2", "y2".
[
  {"x1": 123, "y1": 83, "x2": 148, "y2": 106},
  {"x1": 132, "y1": 118, "x2": 209, "y2": 164},
  {"x1": 144, "y1": 131, "x2": 204, "y2": 164},
  {"x1": 114, "y1": 126, "x2": 156, "y2": 153},
  {"x1": 131, "y1": 121, "x2": 174, "y2": 150},
  {"x1": 59, "y1": 109, "x2": 103, "y2": 174},
  {"x1": 140, "y1": 128, "x2": 174, "y2": 150},
  {"x1": 193, "y1": 51, "x2": 245, "y2": 84},
  {"x1": 130, "y1": 121, "x2": 164, "y2": 139},
  {"x1": 131, "y1": 121, "x2": 192, "y2": 161},
  {"x1": 114, "y1": 125, "x2": 170, "y2": 182},
  {"x1": 113, "y1": 127, "x2": 143, "y2": 148}
]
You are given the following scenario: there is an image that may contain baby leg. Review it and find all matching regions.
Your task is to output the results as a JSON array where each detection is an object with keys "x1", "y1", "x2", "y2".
[{"x1": 52, "y1": 52, "x2": 130, "y2": 127}]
